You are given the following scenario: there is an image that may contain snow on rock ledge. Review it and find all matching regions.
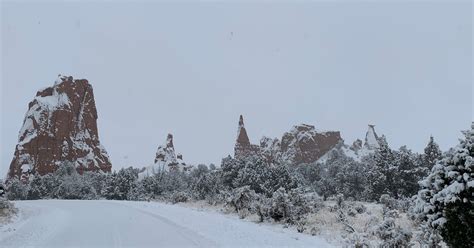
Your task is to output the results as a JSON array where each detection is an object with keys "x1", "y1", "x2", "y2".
[{"x1": 7, "y1": 75, "x2": 112, "y2": 180}]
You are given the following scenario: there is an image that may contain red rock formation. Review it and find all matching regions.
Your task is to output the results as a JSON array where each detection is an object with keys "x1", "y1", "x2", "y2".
[
  {"x1": 7, "y1": 75, "x2": 112, "y2": 180},
  {"x1": 280, "y1": 124, "x2": 342, "y2": 165},
  {"x1": 234, "y1": 115, "x2": 261, "y2": 160},
  {"x1": 234, "y1": 115, "x2": 342, "y2": 165}
]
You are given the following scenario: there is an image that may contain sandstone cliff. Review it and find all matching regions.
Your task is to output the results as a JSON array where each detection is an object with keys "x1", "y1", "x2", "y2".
[{"x1": 8, "y1": 75, "x2": 112, "y2": 180}]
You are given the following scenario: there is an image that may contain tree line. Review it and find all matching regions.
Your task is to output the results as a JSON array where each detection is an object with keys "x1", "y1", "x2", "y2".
[{"x1": 3, "y1": 127, "x2": 473, "y2": 248}]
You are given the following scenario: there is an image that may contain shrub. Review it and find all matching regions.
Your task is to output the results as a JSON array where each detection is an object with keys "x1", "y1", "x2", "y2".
[
  {"x1": 269, "y1": 188, "x2": 291, "y2": 222},
  {"x1": 0, "y1": 197, "x2": 17, "y2": 221},
  {"x1": 171, "y1": 192, "x2": 189, "y2": 204},
  {"x1": 226, "y1": 186, "x2": 257, "y2": 217},
  {"x1": 373, "y1": 218, "x2": 412, "y2": 248}
]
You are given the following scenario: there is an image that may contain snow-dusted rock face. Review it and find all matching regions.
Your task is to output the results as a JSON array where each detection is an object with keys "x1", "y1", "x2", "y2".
[
  {"x1": 321, "y1": 124, "x2": 382, "y2": 162},
  {"x1": 352, "y1": 124, "x2": 382, "y2": 157},
  {"x1": 279, "y1": 124, "x2": 342, "y2": 165},
  {"x1": 139, "y1": 134, "x2": 190, "y2": 178},
  {"x1": 154, "y1": 134, "x2": 178, "y2": 168},
  {"x1": 233, "y1": 115, "x2": 342, "y2": 165},
  {"x1": 7, "y1": 75, "x2": 112, "y2": 180}
]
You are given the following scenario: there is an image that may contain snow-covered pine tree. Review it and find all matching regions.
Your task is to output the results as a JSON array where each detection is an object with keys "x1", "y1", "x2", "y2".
[
  {"x1": 141, "y1": 175, "x2": 160, "y2": 197},
  {"x1": 415, "y1": 123, "x2": 474, "y2": 248},
  {"x1": 127, "y1": 180, "x2": 146, "y2": 201},
  {"x1": 191, "y1": 164, "x2": 209, "y2": 178},
  {"x1": 115, "y1": 167, "x2": 139, "y2": 200},
  {"x1": 27, "y1": 173, "x2": 49, "y2": 200},
  {"x1": 192, "y1": 171, "x2": 220, "y2": 200},
  {"x1": 233, "y1": 158, "x2": 273, "y2": 196},
  {"x1": 393, "y1": 146, "x2": 420, "y2": 198},
  {"x1": 5, "y1": 178, "x2": 29, "y2": 200},
  {"x1": 102, "y1": 172, "x2": 119, "y2": 200},
  {"x1": 367, "y1": 135, "x2": 395, "y2": 200},
  {"x1": 315, "y1": 151, "x2": 367, "y2": 200},
  {"x1": 337, "y1": 156, "x2": 367, "y2": 200},
  {"x1": 267, "y1": 164, "x2": 298, "y2": 196},
  {"x1": 221, "y1": 156, "x2": 245, "y2": 189},
  {"x1": 423, "y1": 136, "x2": 442, "y2": 171}
]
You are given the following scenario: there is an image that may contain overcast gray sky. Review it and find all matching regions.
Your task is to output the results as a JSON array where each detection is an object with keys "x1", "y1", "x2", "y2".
[{"x1": 1, "y1": 1, "x2": 472, "y2": 176}]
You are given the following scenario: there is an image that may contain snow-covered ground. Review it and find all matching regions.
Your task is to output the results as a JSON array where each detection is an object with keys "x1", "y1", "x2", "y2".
[{"x1": 0, "y1": 200, "x2": 332, "y2": 248}]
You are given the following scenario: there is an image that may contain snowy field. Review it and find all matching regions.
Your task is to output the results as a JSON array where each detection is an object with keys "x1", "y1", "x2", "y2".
[{"x1": 0, "y1": 200, "x2": 332, "y2": 248}]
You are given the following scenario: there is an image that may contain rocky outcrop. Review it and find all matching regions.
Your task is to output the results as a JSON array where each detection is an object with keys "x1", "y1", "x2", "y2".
[
  {"x1": 348, "y1": 125, "x2": 382, "y2": 156},
  {"x1": 350, "y1": 139, "x2": 363, "y2": 152},
  {"x1": 322, "y1": 124, "x2": 382, "y2": 162},
  {"x1": 279, "y1": 124, "x2": 343, "y2": 165},
  {"x1": 233, "y1": 115, "x2": 343, "y2": 165},
  {"x1": 154, "y1": 134, "x2": 178, "y2": 168},
  {"x1": 8, "y1": 75, "x2": 112, "y2": 180},
  {"x1": 140, "y1": 134, "x2": 190, "y2": 178}
]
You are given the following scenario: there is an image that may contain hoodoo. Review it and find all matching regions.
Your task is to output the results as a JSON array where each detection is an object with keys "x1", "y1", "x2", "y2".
[
  {"x1": 139, "y1": 133, "x2": 191, "y2": 178},
  {"x1": 234, "y1": 115, "x2": 260, "y2": 160},
  {"x1": 364, "y1": 124, "x2": 380, "y2": 149}
]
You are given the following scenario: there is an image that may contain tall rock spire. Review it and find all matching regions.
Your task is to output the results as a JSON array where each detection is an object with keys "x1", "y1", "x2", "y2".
[
  {"x1": 154, "y1": 133, "x2": 177, "y2": 166},
  {"x1": 166, "y1": 133, "x2": 174, "y2": 149},
  {"x1": 234, "y1": 115, "x2": 260, "y2": 159},
  {"x1": 236, "y1": 115, "x2": 251, "y2": 146},
  {"x1": 364, "y1": 124, "x2": 380, "y2": 149},
  {"x1": 141, "y1": 133, "x2": 190, "y2": 176}
]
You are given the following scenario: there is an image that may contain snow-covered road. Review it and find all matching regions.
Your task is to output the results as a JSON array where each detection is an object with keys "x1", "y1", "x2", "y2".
[{"x1": 0, "y1": 200, "x2": 332, "y2": 248}]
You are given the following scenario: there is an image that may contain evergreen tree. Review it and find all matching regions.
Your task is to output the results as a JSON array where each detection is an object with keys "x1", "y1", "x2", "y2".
[
  {"x1": 270, "y1": 165, "x2": 298, "y2": 193},
  {"x1": 141, "y1": 175, "x2": 161, "y2": 197},
  {"x1": 190, "y1": 164, "x2": 209, "y2": 178},
  {"x1": 233, "y1": 158, "x2": 273, "y2": 196},
  {"x1": 341, "y1": 159, "x2": 367, "y2": 200},
  {"x1": 116, "y1": 167, "x2": 139, "y2": 200},
  {"x1": 192, "y1": 171, "x2": 220, "y2": 200},
  {"x1": 394, "y1": 146, "x2": 420, "y2": 197},
  {"x1": 415, "y1": 123, "x2": 474, "y2": 248},
  {"x1": 102, "y1": 172, "x2": 120, "y2": 200},
  {"x1": 27, "y1": 173, "x2": 48, "y2": 200},
  {"x1": 221, "y1": 156, "x2": 245, "y2": 189},
  {"x1": 423, "y1": 136, "x2": 442, "y2": 171},
  {"x1": 366, "y1": 135, "x2": 394, "y2": 200},
  {"x1": 5, "y1": 178, "x2": 29, "y2": 200}
]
